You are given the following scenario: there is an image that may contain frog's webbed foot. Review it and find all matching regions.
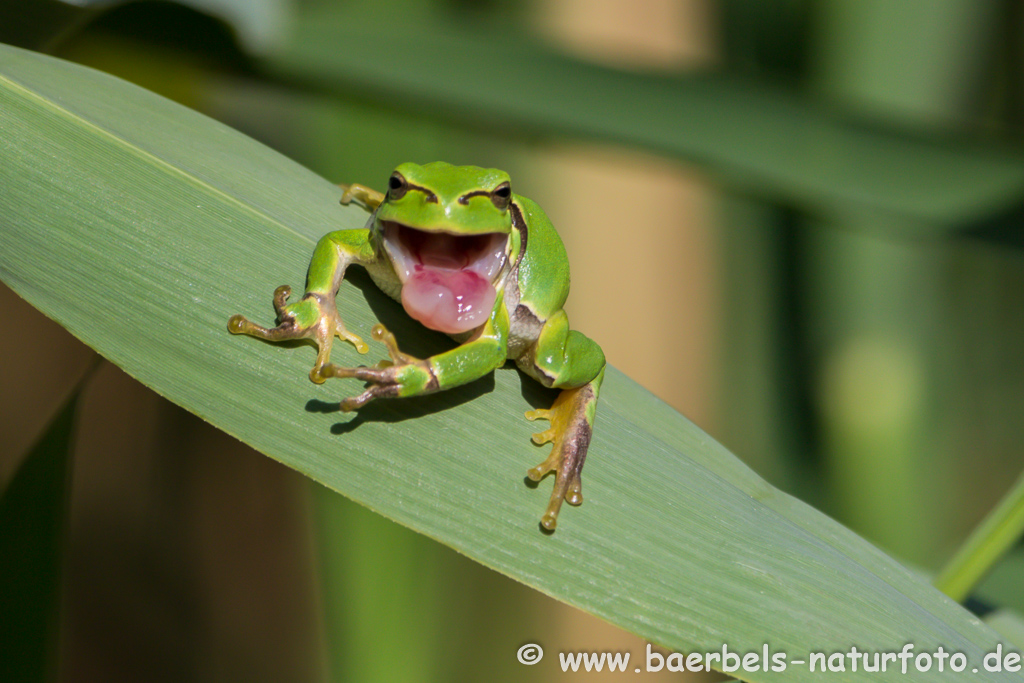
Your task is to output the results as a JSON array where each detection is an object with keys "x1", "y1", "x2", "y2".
[
  {"x1": 525, "y1": 383, "x2": 600, "y2": 531},
  {"x1": 228, "y1": 285, "x2": 368, "y2": 382},
  {"x1": 318, "y1": 324, "x2": 433, "y2": 411}
]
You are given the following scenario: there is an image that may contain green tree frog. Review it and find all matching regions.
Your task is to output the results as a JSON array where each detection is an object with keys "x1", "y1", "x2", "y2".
[{"x1": 228, "y1": 162, "x2": 605, "y2": 530}]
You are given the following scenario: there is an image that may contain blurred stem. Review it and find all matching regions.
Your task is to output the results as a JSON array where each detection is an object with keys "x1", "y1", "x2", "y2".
[
  {"x1": 312, "y1": 487, "x2": 447, "y2": 683},
  {"x1": 934, "y1": 467, "x2": 1024, "y2": 603},
  {"x1": 809, "y1": 0, "x2": 999, "y2": 567},
  {"x1": 0, "y1": 355, "x2": 98, "y2": 683}
]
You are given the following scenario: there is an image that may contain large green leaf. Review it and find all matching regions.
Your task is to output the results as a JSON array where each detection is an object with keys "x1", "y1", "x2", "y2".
[
  {"x1": 986, "y1": 610, "x2": 1024, "y2": 651},
  {"x1": 1, "y1": 44, "x2": 1019, "y2": 680}
]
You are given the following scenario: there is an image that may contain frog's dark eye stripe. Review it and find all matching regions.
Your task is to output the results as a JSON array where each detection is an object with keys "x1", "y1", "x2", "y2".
[{"x1": 389, "y1": 173, "x2": 438, "y2": 203}]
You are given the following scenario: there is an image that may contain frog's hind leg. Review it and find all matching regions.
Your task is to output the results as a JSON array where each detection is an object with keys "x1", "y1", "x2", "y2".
[
  {"x1": 526, "y1": 368, "x2": 604, "y2": 530},
  {"x1": 521, "y1": 311, "x2": 606, "y2": 530}
]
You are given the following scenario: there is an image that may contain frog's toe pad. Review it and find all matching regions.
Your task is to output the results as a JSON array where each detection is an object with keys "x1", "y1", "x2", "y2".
[
  {"x1": 336, "y1": 324, "x2": 368, "y2": 354},
  {"x1": 566, "y1": 480, "x2": 583, "y2": 506},
  {"x1": 227, "y1": 314, "x2": 251, "y2": 335},
  {"x1": 539, "y1": 476, "x2": 582, "y2": 531},
  {"x1": 526, "y1": 448, "x2": 561, "y2": 481},
  {"x1": 526, "y1": 464, "x2": 549, "y2": 482},
  {"x1": 540, "y1": 511, "x2": 558, "y2": 531}
]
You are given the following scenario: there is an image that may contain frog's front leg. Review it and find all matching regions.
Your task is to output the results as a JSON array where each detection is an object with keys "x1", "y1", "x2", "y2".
[
  {"x1": 520, "y1": 311, "x2": 606, "y2": 531},
  {"x1": 322, "y1": 305, "x2": 509, "y2": 410},
  {"x1": 339, "y1": 183, "x2": 385, "y2": 210},
  {"x1": 228, "y1": 229, "x2": 375, "y2": 382},
  {"x1": 320, "y1": 323, "x2": 437, "y2": 410}
]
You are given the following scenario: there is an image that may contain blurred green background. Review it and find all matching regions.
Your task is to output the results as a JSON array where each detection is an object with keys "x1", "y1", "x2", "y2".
[{"x1": 2, "y1": 0, "x2": 1023, "y2": 681}]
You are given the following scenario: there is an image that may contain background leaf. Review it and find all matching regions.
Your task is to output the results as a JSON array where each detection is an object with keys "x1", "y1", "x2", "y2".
[{"x1": 265, "y1": 5, "x2": 1024, "y2": 235}]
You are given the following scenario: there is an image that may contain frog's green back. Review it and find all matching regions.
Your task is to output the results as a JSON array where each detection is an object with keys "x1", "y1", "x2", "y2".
[{"x1": 512, "y1": 194, "x2": 570, "y2": 318}]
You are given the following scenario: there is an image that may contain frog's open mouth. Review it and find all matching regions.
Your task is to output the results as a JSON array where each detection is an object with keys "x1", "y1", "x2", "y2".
[{"x1": 381, "y1": 221, "x2": 508, "y2": 334}]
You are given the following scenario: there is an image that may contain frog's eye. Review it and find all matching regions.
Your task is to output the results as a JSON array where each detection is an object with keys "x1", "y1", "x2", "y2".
[
  {"x1": 388, "y1": 172, "x2": 408, "y2": 201},
  {"x1": 491, "y1": 182, "x2": 512, "y2": 211}
]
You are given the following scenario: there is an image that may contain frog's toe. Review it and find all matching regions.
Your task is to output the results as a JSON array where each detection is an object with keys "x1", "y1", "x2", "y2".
[
  {"x1": 336, "y1": 321, "x2": 368, "y2": 354},
  {"x1": 529, "y1": 427, "x2": 558, "y2": 446},
  {"x1": 371, "y1": 324, "x2": 421, "y2": 365},
  {"x1": 317, "y1": 361, "x2": 405, "y2": 411},
  {"x1": 319, "y1": 363, "x2": 388, "y2": 383},
  {"x1": 229, "y1": 285, "x2": 309, "y2": 343},
  {"x1": 526, "y1": 452, "x2": 557, "y2": 482},
  {"x1": 339, "y1": 383, "x2": 400, "y2": 412},
  {"x1": 540, "y1": 510, "x2": 558, "y2": 531},
  {"x1": 227, "y1": 311, "x2": 298, "y2": 341},
  {"x1": 227, "y1": 314, "x2": 254, "y2": 335},
  {"x1": 527, "y1": 440, "x2": 579, "y2": 531},
  {"x1": 536, "y1": 465, "x2": 584, "y2": 531},
  {"x1": 539, "y1": 472, "x2": 583, "y2": 531},
  {"x1": 524, "y1": 407, "x2": 553, "y2": 422},
  {"x1": 271, "y1": 284, "x2": 292, "y2": 315},
  {"x1": 565, "y1": 477, "x2": 583, "y2": 506}
]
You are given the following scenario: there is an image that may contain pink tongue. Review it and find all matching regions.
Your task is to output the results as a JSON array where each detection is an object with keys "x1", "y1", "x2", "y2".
[{"x1": 401, "y1": 266, "x2": 496, "y2": 334}]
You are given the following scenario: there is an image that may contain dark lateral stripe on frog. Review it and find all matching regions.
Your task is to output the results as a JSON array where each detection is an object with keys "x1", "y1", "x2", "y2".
[
  {"x1": 424, "y1": 364, "x2": 440, "y2": 392},
  {"x1": 509, "y1": 201, "x2": 528, "y2": 263},
  {"x1": 512, "y1": 302, "x2": 543, "y2": 332},
  {"x1": 565, "y1": 383, "x2": 596, "y2": 471},
  {"x1": 567, "y1": 417, "x2": 592, "y2": 475}
]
